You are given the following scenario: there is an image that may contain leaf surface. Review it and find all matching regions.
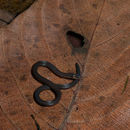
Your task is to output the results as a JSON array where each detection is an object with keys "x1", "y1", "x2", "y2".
[{"x1": 0, "y1": 0, "x2": 129, "y2": 129}]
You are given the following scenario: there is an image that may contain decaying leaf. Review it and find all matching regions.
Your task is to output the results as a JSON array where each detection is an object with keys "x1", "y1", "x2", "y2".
[{"x1": 0, "y1": 0, "x2": 129, "y2": 129}]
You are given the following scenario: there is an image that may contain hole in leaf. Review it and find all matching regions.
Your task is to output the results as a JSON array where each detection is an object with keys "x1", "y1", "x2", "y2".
[{"x1": 66, "y1": 31, "x2": 85, "y2": 48}]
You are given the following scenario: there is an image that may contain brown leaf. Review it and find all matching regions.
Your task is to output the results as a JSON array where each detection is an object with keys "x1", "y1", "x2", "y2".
[{"x1": 0, "y1": 0, "x2": 130, "y2": 129}]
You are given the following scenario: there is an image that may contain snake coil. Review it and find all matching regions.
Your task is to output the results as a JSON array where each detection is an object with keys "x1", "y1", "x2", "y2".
[{"x1": 31, "y1": 61, "x2": 80, "y2": 107}]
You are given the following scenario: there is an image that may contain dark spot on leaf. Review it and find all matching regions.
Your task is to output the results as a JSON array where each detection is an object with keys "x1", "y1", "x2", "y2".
[
  {"x1": 93, "y1": 52, "x2": 100, "y2": 58},
  {"x1": 18, "y1": 55, "x2": 24, "y2": 60},
  {"x1": 4, "y1": 40, "x2": 10, "y2": 44},
  {"x1": 53, "y1": 24, "x2": 60, "y2": 27},
  {"x1": 34, "y1": 37, "x2": 40, "y2": 42},
  {"x1": 4, "y1": 68, "x2": 9, "y2": 72},
  {"x1": 4, "y1": 91, "x2": 8, "y2": 95},
  {"x1": 92, "y1": 3, "x2": 97, "y2": 9},
  {"x1": 64, "y1": 54, "x2": 67, "y2": 57},
  {"x1": 20, "y1": 74, "x2": 27, "y2": 81},
  {"x1": 99, "y1": 96, "x2": 105, "y2": 102},
  {"x1": 25, "y1": 94, "x2": 33, "y2": 103},
  {"x1": 75, "y1": 106, "x2": 79, "y2": 111},
  {"x1": 81, "y1": 85, "x2": 90, "y2": 91},
  {"x1": 59, "y1": 4, "x2": 70, "y2": 14},
  {"x1": 10, "y1": 111, "x2": 17, "y2": 115},
  {"x1": 33, "y1": 44, "x2": 38, "y2": 48}
]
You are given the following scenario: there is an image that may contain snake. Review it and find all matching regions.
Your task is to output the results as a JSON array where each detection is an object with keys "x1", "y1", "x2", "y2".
[{"x1": 31, "y1": 61, "x2": 80, "y2": 107}]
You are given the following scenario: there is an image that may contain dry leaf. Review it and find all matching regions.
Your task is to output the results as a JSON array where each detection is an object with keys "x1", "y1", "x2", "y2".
[{"x1": 0, "y1": 0, "x2": 129, "y2": 129}]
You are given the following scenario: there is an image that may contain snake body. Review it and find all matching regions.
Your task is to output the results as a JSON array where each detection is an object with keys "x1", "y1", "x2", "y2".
[{"x1": 31, "y1": 61, "x2": 80, "y2": 107}]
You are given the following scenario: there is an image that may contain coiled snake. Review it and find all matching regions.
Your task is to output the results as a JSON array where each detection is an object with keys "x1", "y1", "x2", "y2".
[{"x1": 31, "y1": 61, "x2": 80, "y2": 107}]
